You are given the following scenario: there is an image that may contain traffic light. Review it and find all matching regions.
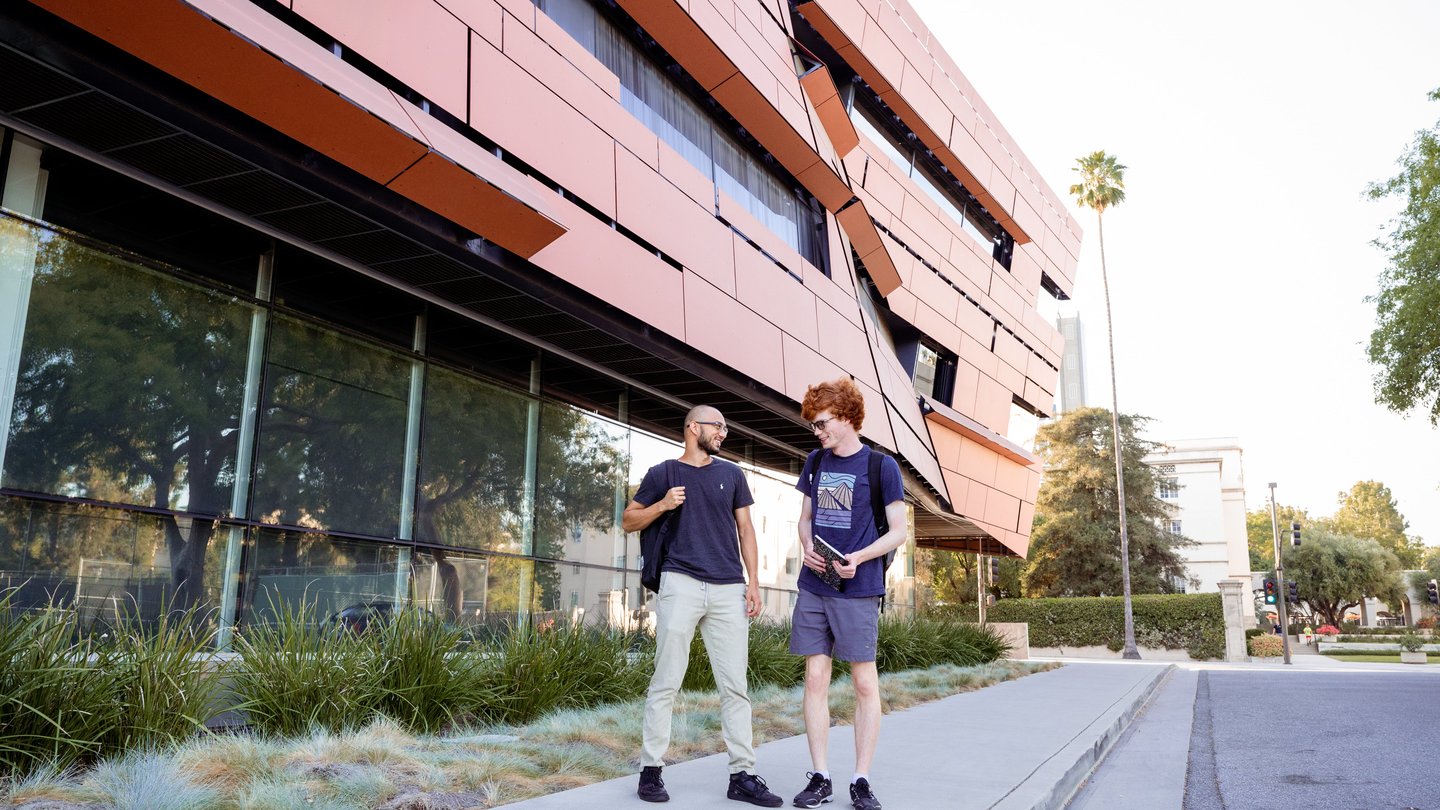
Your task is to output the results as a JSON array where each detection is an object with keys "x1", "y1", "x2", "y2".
[
  {"x1": 1291, "y1": 521, "x2": 1301, "y2": 547},
  {"x1": 1263, "y1": 578, "x2": 1277, "y2": 605},
  {"x1": 1287, "y1": 580, "x2": 1299, "y2": 603},
  {"x1": 1427, "y1": 579, "x2": 1438, "y2": 605},
  {"x1": 989, "y1": 556, "x2": 1000, "y2": 582}
]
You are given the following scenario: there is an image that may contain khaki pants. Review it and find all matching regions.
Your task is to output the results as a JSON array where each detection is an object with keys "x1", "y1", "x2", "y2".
[{"x1": 641, "y1": 571, "x2": 755, "y2": 772}]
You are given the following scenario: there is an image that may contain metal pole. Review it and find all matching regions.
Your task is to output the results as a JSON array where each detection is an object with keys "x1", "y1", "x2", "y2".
[
  {"x1": 1267, "y1": 483, "x2": 1292, "y2": 665},
  {"x1": 977, "y1": 554, "x2": 987, "y2": 625}
]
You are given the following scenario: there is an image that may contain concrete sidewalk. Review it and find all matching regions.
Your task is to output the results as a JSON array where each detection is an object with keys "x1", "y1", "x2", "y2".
[{"x1": 503, "y1": 662, "x2": 1171, "y2": 810}]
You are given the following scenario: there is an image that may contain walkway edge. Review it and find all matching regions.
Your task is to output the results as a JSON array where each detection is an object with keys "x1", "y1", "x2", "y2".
[{"x1": 998, "y1": 663, "x2": 1175, "y2": 810}]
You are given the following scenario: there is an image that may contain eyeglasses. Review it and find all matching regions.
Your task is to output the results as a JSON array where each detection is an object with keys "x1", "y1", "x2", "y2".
[
  {"x1": 809, "y1": 417, "x2": 835, "y2": 432},
  {"x1": 693, "y1": 420, "x2": 728, "y2": 434}
]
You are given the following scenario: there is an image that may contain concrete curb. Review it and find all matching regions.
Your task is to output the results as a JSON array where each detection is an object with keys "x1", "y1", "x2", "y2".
[{"x1": 995, "y1": 664, "x2": 1175, "y2": 810}]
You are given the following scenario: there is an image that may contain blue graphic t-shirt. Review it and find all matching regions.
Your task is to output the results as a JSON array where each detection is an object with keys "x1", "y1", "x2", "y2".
[{"x1": 795, "y1": 446, "x2": 903, "y2": 598}]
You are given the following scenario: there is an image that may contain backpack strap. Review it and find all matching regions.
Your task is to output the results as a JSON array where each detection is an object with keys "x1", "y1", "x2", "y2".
[{"x1": 869, "y1": 450, "x2": 888, "y2": 537}]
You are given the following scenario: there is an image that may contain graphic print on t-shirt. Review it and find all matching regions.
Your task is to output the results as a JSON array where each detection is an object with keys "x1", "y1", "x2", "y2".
[{"x1": 815, "y1": 471, "x2": 855, "y2": 529}]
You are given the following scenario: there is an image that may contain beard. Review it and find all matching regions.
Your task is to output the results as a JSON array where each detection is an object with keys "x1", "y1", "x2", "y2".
[{"x1": 702, "y1": 436, "x2": 722, "y2": 456}]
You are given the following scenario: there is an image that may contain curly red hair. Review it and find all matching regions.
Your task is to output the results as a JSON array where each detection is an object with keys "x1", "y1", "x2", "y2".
[{"x1": 801, "y1": 377, "x2": 865, "y2": 430}]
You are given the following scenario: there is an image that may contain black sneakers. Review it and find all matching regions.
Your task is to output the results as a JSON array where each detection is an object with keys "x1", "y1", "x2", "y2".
[
  {"x1": 848, "y1": 778, "x2": 881, "y2": 810},
  {"x1": 638, "y1": 766, "x2": 669, "y2": 803},
  {"x1": 728, "y1": 771, "x2": 784, "y2": 807},
  {"x1": 792, "y1": 771, "x2": 833, "y2": 807}
]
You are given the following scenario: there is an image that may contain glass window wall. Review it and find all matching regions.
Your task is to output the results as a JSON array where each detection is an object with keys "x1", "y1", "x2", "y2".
[{"x1": 250, "y1": 316, "x2": 410, "y2": 538}]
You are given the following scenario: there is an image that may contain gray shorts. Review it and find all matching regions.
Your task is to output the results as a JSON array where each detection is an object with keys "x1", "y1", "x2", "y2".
[{"x1": 789, "y1": 589, "x2": 881, "y2": 662}]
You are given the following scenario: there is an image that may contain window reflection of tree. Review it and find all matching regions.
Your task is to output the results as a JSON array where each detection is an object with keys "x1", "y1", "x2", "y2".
[{"x1": 3, "y1": 223, "x2": 250, "y2": 613}]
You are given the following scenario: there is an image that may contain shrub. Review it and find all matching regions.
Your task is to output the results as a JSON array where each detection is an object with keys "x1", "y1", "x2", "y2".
[
  {"x1": 1245, "y1": 628, "x2": 1264, "y2": 639},
  {"x1": 930, "y1": 593, "x2": 1225, "y2": 659},
  {"x1": 1399, "y1": 633, "x2": 1426, "y2": 653},
  {"x1": 1315, "y1": 625, "x2": 1340, "y2": 637},
  {"x1": 1248, "y1": 634, "x2": 1283, "y2": 657},
  {"x1": 1416, "y1": 617, "x2": 1436, "y2": 630}
]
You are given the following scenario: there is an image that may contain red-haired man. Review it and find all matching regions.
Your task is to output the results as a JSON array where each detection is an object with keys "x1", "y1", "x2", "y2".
[{"x1": 789, "y1": 379, "x2": 906, "y2": 810}]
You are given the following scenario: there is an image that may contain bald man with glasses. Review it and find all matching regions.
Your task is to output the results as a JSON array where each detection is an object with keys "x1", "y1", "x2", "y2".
[{"x1": 623, "y1": 406, "x2": 782, "y2": 807}]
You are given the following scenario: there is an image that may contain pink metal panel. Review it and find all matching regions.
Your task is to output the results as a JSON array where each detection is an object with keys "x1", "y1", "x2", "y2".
[
  {"x1": 963, "y1": 478, "x2": 989, "y2": 519},
  {"x1": 532, "y1": 8, "x2": 621, "y2": 100},
  {"x1": 957, "y1": 332, "x2": 999, "y2": 380},
  {"x1": 857, "y1": 14, "x2": 904, "y2": 88},
  {"x1": 957, "y1": 436, "x2": 998, "y2": 488},
  {"x1": 1026, "y1": 468, "x2": 1041, "y2": 504},
  {"x1": 993, "y1": 360, "x2": 1024, "y2": 399},
  {"x1": 994, "y1": 455, "x2": 1030, "y2": 500},
  {"x1": 716, "y1": 190, "x2": 811, "y2": 278},
  {"x1": 782, "y1": 333, "x2": 847, "y2": 405},
  {"x1": 615, "y1": 146, "x2": 735, "y2": 295},
  {"x1": 855, "y1": 381, "x2": 896, "y2": 451},
  {"x1": 859, "y1": 156, "x2": 905, "y2": 214},
  {"x1": 683, "y1": 272, "x2": 787, "y2": 393},
  {"x1": 470, "y1": 33, "x2": 616, "y2": 219},
  {"x1": 942, "y1": 470, "x2": 970, "y2": 513},
  {"x1": 1017, "y1": 501, "x2": 1037, "y2": 535},
  {"x1": 290, "y1": 0, "x2": 469, "y2": 116},
  {"x1": 800, "y1": 266, "x2": 852, "y2": 335},
  {"x1": 437, "y1": 0, "x2": 501, "y2": 45},
  {"x1": 530, "y1": 210, "x2": 684, "y2": 338},
  {"x1": 954, "y1": 296, "x2": 993, "y2": 346},
  {"x1": 885, "y1": 285, "x2": 918, "y2": 323},
  {"x1": 988, "y1": 275, "x2": 1024, "y2": 321},
  {"x1": 733, "y1": 234, "x2": 820, "y2": 345},
  {"x1": 1022, "y1": 379, "x2": 1054, "y2": 417},
  {"x1": 912, "y1": 302, "x2": 961, "y2": 357},
  {"x1": 951, "y1": 359, "x2": 979, "y2": 419},
  {"x1": 815, "y1": 300, "x2": 879, "y2": 389},
  {"x1": 929, "y1": 422, "x2": 963, "y2": 472},
  {"x1": 984, "y1": 489, "x2": 1021, "y2": 532},
  {"x1": 657, "y1": 140, "x2": 716, "y2": 210},
  {"x1": 974, "y1": 374, "x2": 1011, "y2": 434},
  {"x1": 897, "y1": 60, "x2": 949, "y2": 146}
]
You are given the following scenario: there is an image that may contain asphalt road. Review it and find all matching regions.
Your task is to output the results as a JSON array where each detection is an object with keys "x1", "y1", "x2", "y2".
[{"x1": 1071, "y1": 664, "x2": 1440, "y2": 810}]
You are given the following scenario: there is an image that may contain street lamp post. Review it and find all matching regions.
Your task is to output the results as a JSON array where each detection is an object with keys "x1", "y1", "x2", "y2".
[{"x1": 1267, "y1": 482, "x2": 1293, "y2": 666}]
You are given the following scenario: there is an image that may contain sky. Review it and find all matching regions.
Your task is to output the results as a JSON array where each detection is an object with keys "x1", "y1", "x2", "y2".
[{"x1": 908, "y1": 0, "x2": 1440, "y2": 544}]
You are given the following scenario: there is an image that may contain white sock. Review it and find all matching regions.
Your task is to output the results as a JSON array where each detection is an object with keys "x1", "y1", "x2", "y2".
[
  {"x1": 852, "y1": 774, "x2": 869, "y2": 784},
  {"x1": 815, "y1": 770, "x2": 830, "y2": 780}
]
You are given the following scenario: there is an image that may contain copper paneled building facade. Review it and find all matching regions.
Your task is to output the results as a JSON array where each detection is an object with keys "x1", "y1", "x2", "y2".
[{"x1": 0, "y1": 0, "x2": 1080, "y2": 638}]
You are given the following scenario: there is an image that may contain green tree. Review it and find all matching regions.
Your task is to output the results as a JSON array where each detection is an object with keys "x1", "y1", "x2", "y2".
[
  {"x1": 1285, "y1": 529, "x2": 1403, "y2": 629},
  {"x1": 1330, "y1": 480, "x2": 1424, "y2": 568},
  {"x1": 1024, "y1": 407, "x2": 1192, "y2": 599},
  {"x1": 1244, "y1": 505, "x2": 1312, "y2": 572},
  {"x1": 917, "y1": 550, "x2": 1023, "y2": 607},
  {"x1": 1070, "y1": 150, "x2": 1139, "y2": 657},
  {"x1": 1366, "y1": 87, "x2": 1440, "y2": 424}
]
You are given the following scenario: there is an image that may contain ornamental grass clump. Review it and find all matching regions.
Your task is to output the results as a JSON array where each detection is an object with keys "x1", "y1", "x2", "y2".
[
  {"x1": 229, "y1": 598, "x2": 384, "y2": 736},
  {"x1": 0, "y1": 591, "x2": 220, "y2": 778},
  {"x1": 1398, "y1": 633, "x2": 1426, "y2": 653},
  {"x1": 478, "y1": 623, "x2": 652, "y2": 725},
  {"x1": 369, "y1": 607, "x2": 494, "y2": 734}
]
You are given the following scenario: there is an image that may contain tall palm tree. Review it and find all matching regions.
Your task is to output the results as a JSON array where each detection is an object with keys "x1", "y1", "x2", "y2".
[{"x1": 1070, "y1": 150, "x2": 1140, "y2": 659}]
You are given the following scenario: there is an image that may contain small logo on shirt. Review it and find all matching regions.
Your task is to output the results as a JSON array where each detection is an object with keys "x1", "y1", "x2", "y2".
[{"x1": 720, "y1": 483, "x2": 726, "y2": 490}]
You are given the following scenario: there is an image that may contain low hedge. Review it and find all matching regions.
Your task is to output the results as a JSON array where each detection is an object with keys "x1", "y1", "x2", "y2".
[{"x1": 932, "y1": 593, "x2": 1225, "y2": 660}]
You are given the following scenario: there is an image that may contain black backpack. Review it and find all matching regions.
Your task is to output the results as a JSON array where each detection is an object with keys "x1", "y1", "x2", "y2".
[
  {"x1": 802, "y1": 448, "x2": 898, "y2": 576},
  {"x1": 639, "y1": 460, "x2": 680, "y2": 594}
]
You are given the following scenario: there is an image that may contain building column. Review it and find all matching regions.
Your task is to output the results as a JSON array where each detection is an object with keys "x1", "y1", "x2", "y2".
[
  {"x1": 1218, "y1": 578, "x2": 1249, "y2": 662},
  {"x1": 215, "y1": 252, "x2": 273, "y2": 649},
  {"x1": 0, "y1": 132, "x2": 49, "y2": 483}
]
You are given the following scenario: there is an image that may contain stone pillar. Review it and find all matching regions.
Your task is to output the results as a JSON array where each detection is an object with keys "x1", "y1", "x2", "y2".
[{"x1": 1218, "y1": 579, "x2": 1249, "y2": 662}]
